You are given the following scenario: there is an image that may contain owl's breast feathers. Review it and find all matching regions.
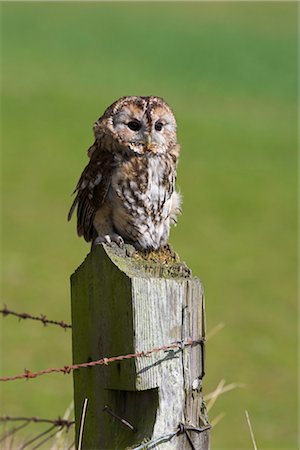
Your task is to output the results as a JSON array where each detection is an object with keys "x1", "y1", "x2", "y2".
[
  {"x1": 112, "y1": 154, "x2": 175, "y2": 213},
  {"x1": 110, "y1": 153, "x2": 177, "y2": 249}
]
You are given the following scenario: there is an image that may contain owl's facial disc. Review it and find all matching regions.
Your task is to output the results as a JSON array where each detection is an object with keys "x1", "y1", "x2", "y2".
[{"x1": 111, "y1": 100, "x2": 177, "y2": 154}]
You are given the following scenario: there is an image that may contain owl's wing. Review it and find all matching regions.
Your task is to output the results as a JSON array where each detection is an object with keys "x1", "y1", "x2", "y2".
[{"x1": 68, "y1": 145, "x2": 115, "y2": 242}]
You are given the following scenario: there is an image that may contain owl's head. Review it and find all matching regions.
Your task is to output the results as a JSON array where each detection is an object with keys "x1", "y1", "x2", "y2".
[{"x1": 93, "y1": 96, "x2": 177, "y2": 155}]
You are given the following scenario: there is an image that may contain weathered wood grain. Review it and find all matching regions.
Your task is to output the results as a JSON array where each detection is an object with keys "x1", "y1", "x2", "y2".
[{"x1": 71, "y1": 244, "x2": 210, "y2": 449}]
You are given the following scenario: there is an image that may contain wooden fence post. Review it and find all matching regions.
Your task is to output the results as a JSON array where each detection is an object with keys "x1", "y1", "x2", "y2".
[{"x1": 70, "y1": 244, "x2": 210, "y2": 449}]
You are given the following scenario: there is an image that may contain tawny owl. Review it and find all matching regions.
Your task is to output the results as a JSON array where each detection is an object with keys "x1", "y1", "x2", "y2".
[{"x1": 68, "y1": 96, "x2": 181, "y2": 251}]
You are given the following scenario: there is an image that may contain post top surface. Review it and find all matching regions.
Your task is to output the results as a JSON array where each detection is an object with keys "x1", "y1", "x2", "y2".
[{"x1": 87, "y1": 243, "x2": 193, "y2": 280}]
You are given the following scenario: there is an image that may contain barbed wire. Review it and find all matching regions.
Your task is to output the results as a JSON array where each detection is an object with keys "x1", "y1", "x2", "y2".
[
  {"x1": 0, "y1": 417, "x2": 210, "y2": 450},
  {"x1": 133, "y1": 422, "x2": 211, "y2": 450},
  {"x1": 0, "y1": 416, "x2": 75, "y2": 450},
  {"x1": 0, "y1": 337, "x2": 203, "y2": 382},
  {"x1": 0, "y1": 416, "x2": 74, "y2": 429},
  {"x1": 0, "y1": 305, "x2": 71, "y2": 330}
]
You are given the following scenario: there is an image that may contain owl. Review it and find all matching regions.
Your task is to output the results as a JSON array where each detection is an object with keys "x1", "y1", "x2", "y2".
[{"x1": 68, "y1": 96, "x2": 181, "y2": 251}]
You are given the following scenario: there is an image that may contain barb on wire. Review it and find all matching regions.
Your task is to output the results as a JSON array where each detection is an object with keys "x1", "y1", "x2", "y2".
[
  {"x1": 0, "y1": 338, "x2": 204, "y2": 382},
  {"x1": 0, "y1": 417, "x2": 75, "y2": 450},
  {"x1": 0, "y1": 305, "x2": 71, "y2": 330},
  {"x1": 0, "y1": 416, "x2": 75, "y2": 450},
  {"x1": 0, "y1": 416, "x2": 74, "y2": 429}
]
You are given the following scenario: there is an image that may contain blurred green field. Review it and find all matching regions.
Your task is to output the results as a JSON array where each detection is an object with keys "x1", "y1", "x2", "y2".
[{"x1": 1, "y1": 2, "x2": 298, "y2": 449}]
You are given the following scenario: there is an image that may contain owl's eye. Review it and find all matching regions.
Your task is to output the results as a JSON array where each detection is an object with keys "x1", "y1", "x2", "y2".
[
  {"x1": 155, "y1": 121, "x2": 163, "y2": 131},
  {"x1": 127, "y1": 120, "x2": 142, "y2": 131}
]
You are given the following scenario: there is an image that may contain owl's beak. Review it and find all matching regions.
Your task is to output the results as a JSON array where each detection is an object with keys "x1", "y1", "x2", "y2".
[{"x1": 145, "y1": 133, "x2": 152, "y2": 149}]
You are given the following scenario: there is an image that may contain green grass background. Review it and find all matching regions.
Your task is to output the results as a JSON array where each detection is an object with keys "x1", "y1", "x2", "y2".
[{"x1": 1, "y1": 2, "x2": 298, "y2": 449}]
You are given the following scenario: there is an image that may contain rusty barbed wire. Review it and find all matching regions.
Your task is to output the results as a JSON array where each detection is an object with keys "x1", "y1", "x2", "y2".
[
  {"x1": 0, "y1": 416, "x2": 75, "y2": 450},
  {"x1": 0, "y1": 416, "x2": 75, "y2": 429},
  {"x1": 0, "y1": 338, "x2": 203, "y2": 382},
  {"x1": 0, "y1": 305, "x2": 71, "y2": 330}
]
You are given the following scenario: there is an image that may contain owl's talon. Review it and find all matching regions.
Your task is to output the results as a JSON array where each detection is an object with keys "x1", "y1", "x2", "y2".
[
  {"x1": 116, "y1": 236, "x2": 124, "y2": 248},
  {"x1": 109, "y1": 234, "x2": 124, "y2": 248},
  {"x1": 104, "y1": 235, "x2": 112, "y2": 244},
  {"x1": 93, "y1": 236, "x2": 105, "y2": 246},
  {"x1": 94, "y1": 234, "x2": 124, "y2": 248}
]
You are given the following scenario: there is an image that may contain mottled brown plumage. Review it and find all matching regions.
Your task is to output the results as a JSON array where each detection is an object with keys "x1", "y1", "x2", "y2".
[{"x1": 68, "y1": 96, "x2": 181, "y2": 250}]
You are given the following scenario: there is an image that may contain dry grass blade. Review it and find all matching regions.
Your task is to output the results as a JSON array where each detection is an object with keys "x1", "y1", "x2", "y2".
[
  {"x1": 78, "y1": 398, "x2": 88, "y2": 450},
  {"x1": 204, "y1": 381, "x2": 245, "y2": 403},
  {"x1": 204, "y1": 379, "x2": 245, "y2": 413},
  {"x1": 205, "y1": 379, "x2": 225, "y2": 412},
  {"x1": 31, "y1": 427, "x2": 62, "y2": 450},
  {"x1": 206, "y1": 322, "x2": 225, "y2": 341},
  {"x1": 50, "y1": 402, "x2": 74, "y2": 450},
  {"x1": 20, "y1": 425, "x2": 56, "y2": 449},
  {"x1": 245, "y1": 410, "x2": 258, "y2": 450},
  {"x1": 210, "y1": 412, "x2": 226, "y2": 428}
]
